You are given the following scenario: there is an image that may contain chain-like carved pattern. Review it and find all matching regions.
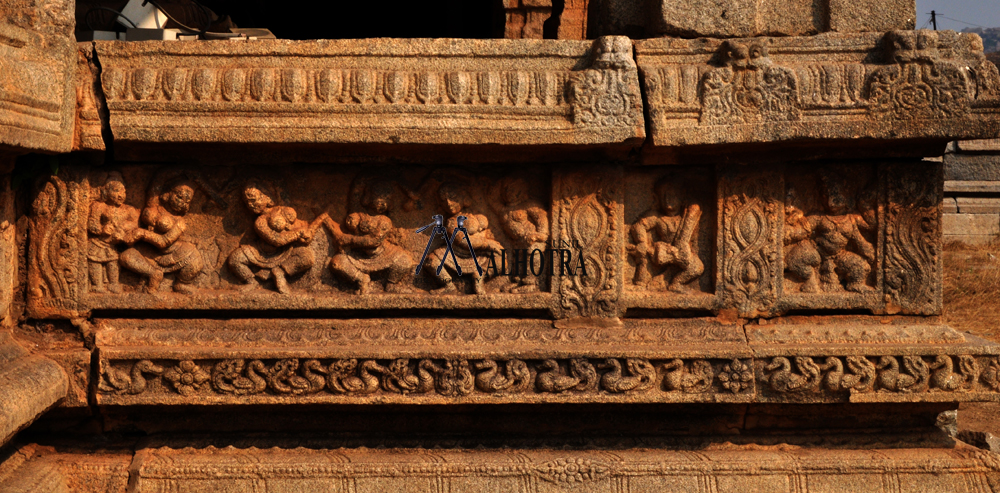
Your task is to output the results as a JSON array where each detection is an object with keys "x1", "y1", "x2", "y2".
[
  {"x1": 720, "y1": 169, "x2": 781, "y2": 315},
  {"x1": 97, "y1": 357, "x2": 754, "y2": 400}
]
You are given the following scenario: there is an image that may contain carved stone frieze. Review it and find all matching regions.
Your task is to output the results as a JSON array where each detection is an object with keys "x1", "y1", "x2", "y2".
[
  {"x1": 757, "y1": 354, "x2": 1000, "y2": 403},
  {"x1": 24, "y1": 161, "x2": 943, "y2": 318},
  {"x1": 27, "y1": 164, "x2": 565, "y2": 317},
  {"x1": 636, "y1": 31, "x2": 1000, "y2": 156},
  {"x1": 116, "y1": 446, "x2": 1000, "y2": 493},
  {"x1": 95, "y1": 355, "x2": 758, "y2": 404},
  {"x1": 93, "y1": 37, "x2": 644, "y2": 149},
  {"x1": 95, "y1": 348, "x2": 1000, "y2": 405}
]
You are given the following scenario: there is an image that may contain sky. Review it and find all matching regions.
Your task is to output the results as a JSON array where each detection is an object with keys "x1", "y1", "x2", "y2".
[{"x1": 915, "y1": 0, "x2": 1000, "y2": 31}]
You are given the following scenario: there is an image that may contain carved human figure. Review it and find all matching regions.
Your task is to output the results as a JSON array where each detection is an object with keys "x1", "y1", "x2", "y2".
[
  {"x1": 87, "y1": 173, "x2": 138, "y2": 293},
  {"x1": 783, "y1": 187, "x2": 822, "y2": 293},
  {"x1": 119, "y1": 174, "x2": 204, "y2": 294},
  {"x1": 423, "y1": 182, "x2": 503, "y2": 294},
  {"x1": 495, "y1": 177, "x2": 548, "y2": 293},
  {"x1": 326, "y1": 180, "x2": 415, "y2": 294},
  {"x1": 785, "y1": 175, "x2": 875, "y2": 293},
  {"x1": 227, "y1": 182, "x2": 326, "y2": 294},
  {"x1": 628, "y1": 178, "x2": 704, "y2": 292}
]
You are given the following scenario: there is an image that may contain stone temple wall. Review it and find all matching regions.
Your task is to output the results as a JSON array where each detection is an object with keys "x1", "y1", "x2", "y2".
[
  {"x1": 945, "y1": 139, "x2": 1000, "y2": 244},
  {"x1": 0, "y1": 0, "x2": 999, "y2": 492}
]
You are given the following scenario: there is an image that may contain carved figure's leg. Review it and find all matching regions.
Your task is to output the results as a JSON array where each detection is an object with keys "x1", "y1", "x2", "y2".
[
  {"x1": 282, "y1": 247, "x2": 315, "y2": 277},
  {"x1": 786, "y1": 242, "x2": 821, "y2": 293},
  {"x1": 120, "y1": 248, "x2": 164, "y2": 293},
  {"x1": 88, "y1": 261, "x2": 106, "y2": 293},
  {"x1": 106, "y1": 260, "x2": 122, "y2": 294},
  {"x1": 668, "y1": 254, "x2": 704, "y2": 293},
  {"x1": 330, "y1": 254, "x2": 371, "y2": 294},
  {"x1": 384, "y1": 249, "x2": 415, "y2": 294},
  {"x1": 272, "y1": 267, "x2": 290, "y2": 295},
  {"x1": 633, "y1": 252, "x2": 652, "y2": 286},
  {"x1": 837, "y1": 251, "x2": 873, "y2": 293},
  {"x1": 820, "y1": 257, "x2": 840, "y2": 292},
  {"x1": 425, "y1": 249, "x2": 457, "y2": 293},
  {"x1": 227, "y1": 245, "x2": 260, "y2": 291},
  {"x1": 172, "y1": 242, "x2": 204, "y2": 294},
  {"x1": 511, "y1": 243, "x2": 544, "y2": 294}
]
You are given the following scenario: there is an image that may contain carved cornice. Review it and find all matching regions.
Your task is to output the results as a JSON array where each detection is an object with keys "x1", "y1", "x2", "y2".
[
  {"x1": 93, "y1": 37, "x2": 645, "y2": 148},
  {"x1": 636, "y1": 31, "x2": 1000, "y2": 152}
]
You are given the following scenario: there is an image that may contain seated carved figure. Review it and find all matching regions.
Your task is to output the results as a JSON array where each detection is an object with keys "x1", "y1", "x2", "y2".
[
  {"x1": 424, "y1": 183, "x2": 503, "y2": 294},
  {"x1": 628, "y1": 179, "x2": 703, "y2": 293},
  {"x1": 119, "y1": 173, "x2": 205, "y2": 294},
  {"x1": 495, "y1": 177, "x2": 549, "y2": 293},
  {"x1": 227, "y1": 182, "x2": 326, "y2": 294},
  {"x1": 327, "y1": 211, "x2": 414, "y2": 295},
  {"x1": 87, "y1": 173, "x2": 138, "y2": 293},
  {"x1": 784, "y1": 176, "x2": 875, "y2": 293}
]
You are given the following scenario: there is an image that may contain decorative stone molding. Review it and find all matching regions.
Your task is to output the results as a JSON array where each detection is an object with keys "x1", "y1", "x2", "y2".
[
  {"x1": 636, "y1": 31, "x2": 1000, "y2": 156},
  {"x1": 93, "y1": 37, "x2": 644, "y2": 148},
  {"x1": 95, "y1": 444, "x2": 1000, "y2": 492}
]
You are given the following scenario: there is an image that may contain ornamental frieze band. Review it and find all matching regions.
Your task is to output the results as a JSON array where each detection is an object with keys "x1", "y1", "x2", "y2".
[{"x1": 2, "y1": 0, "x2": 1000, "y2": 489}]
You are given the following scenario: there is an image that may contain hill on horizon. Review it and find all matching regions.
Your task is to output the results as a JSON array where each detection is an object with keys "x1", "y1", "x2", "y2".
[{"x1": 963, "y1": 27, "x2": 1000, "y2": 53}]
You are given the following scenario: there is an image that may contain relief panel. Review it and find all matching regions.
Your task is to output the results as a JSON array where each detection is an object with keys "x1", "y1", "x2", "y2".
[
  {"x1": 778, "y1": 163, "x2": 882, "y2": 313},
  {"x1": 622, "y1": 166, "x2": 717, "y2": 313},
  {"x1": 718, "y1": 166, "x2": 782, "y2": 317},
  {"x1": 28, "y1": 164, "x2": 559, "y2": 316}
]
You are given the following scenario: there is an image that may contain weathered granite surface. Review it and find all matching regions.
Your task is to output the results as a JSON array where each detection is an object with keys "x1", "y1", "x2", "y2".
[
  {"x1": 0, "y1": 333, "x2": 67, "y2": 447},
  {"x1": 0, "y1": 0, "x2": 76, "y2": 154},
  {"x1": 590, "y1": 0, "x2": 915, "y2": 39},
  {"x1": 93, "y1": 37, "x2": 645, "y2": 151},
  {"x1": 0, "y1": 1, "x2": 997, "y2": 489},
  {"x1": 22, "y1": 161, "x2": 943, "y2": 319},
  {"x1": 637, "y1": 31, "x2": 1000, "y2": 162}
]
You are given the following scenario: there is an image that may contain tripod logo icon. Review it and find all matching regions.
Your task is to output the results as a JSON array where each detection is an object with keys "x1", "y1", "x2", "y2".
[{"x1": 415, "y1": 214, "x2": 484, "y2": 277}]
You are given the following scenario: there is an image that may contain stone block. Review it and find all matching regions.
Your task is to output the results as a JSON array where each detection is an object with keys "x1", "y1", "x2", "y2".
[
  {"x1": 0, "y1": 0, "x2": 76, "y2": 154},
  {"x1": 0, "y1": 335, "x2": 68, "y2": 447},
  {"x1": 943, "y1": 213, "x2": 1000, "y2": 237},
  {"x1": 957, "y1": 197, "x2": 1000, "y2": 215},
  {"x1": 945, "y1": 181, "x2": 1000, "y2": 193},
  {"x1": 651, "y1": 0, "x2": 825, "y2": 38},
  {"x1": 636, "y1": 31, "x2": 1000, "y2": 162},
  {"x1": 944, "y1": 197, "x2": 958, "y2": 214},
  {"x1": 828, "y1": 0, "x2": 916, "y2": 33},
  {"x1": 93, "y1": 37, "x2": 645, "y2": 157},
  {"x1": 944, "y1": 154, "x2": 1000, "y2": 181},
  {"x1": 118, "y1": 446, "x2": 1000, "y2": 492},
  {"x1": 958, "y1": 139, "x2": 1000, "y2": 152}
]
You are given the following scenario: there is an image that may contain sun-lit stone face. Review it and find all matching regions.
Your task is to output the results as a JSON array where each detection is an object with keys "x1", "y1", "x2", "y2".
[
  {"x1": 244, "y1": 187, "x2": 274, "y2": 215},
  {"x1": 165, "y1": 185, "x2": 194, "y2": 215}
]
